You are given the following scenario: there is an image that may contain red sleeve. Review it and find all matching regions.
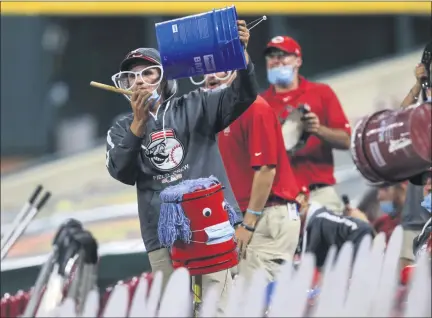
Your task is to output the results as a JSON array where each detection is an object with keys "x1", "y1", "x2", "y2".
[
  {"x1": 321, "y1": 85, "x2": 351, "y2": 135},
  {"x1": 243, "y1": 100, "x2": 278, "y2": 167}
]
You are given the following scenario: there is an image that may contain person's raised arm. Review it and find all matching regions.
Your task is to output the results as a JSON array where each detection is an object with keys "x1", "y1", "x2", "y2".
[
  {"x1": 400, "y1": 64, "x2": 428, "y2": 108},
  {"x1": 201, "y1": 20, "x2": 259, "y2": 133}
]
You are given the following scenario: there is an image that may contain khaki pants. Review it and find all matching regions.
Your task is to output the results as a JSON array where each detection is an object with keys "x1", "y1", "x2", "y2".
[
  {"x1": 310, "y1": 186, "x2": 344, "y2": 215},
  {"x1": 400, "y1": 229, "x2": 421, "y2": 262},
  {"x1": 147, "y1": 248, "x2": 232, "y2": 317},
  {"x1": 239, "y1": 204, "x2": 301, "y2": 283}
]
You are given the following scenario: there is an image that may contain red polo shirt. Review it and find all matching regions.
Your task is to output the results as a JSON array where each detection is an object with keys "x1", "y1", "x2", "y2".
[
  {"x1": 218, "y1": 96, "x2": 299, "y2": 211},
  {"x1": 261, "y1": 77, "x2": 351, "y2": 189}
]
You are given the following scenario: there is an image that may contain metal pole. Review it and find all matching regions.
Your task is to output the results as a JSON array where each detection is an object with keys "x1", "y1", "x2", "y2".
[
  {"x1": 22, "y1": 250, "x2": 58, "y2": 318},
  {"x1": 1, "y1": 185, "x2": 42, "y2": 249},
  {"x1": 1, "y1": 192, "x2": 51, "y2": 261},
  {"x1": 193, "y1": 275, "x2": 203, "y2": 316}
]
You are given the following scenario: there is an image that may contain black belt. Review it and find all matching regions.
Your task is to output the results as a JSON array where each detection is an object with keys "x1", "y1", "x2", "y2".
[
  {"x1": 266, "y1": 196, "x2": 288, "y2": 206},
  {"x1": 242, "y1": 196, "x2": 298, "y2": 213},
  {"x1": 265, "y1": 196, "x2": 299, "y2": 209},
  {"x1": 308, "y1": 183, "x2": 330, "y2": 192},
  {"x1": 242, "y1": 196, "x2": 293, "y2": 213}
]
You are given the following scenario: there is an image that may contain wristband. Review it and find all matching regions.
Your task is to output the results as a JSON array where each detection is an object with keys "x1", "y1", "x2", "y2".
[
  {"x1": 246, "y1": 208, "x2": 262, "y2": 216},
  {"x1": 234, "y1": 221, "x2": 243, "y2": 227},
  {"x1": 240, "y1": 223, "x2": 255, "y2": 232}
]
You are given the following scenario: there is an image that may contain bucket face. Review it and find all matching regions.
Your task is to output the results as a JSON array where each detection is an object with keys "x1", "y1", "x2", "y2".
[
  {"x1": 351, "y1": 103, "x2": 431, "y2": 184},
  {"x1": 181, "y1": 184, "x2": 229, "y2": 232},
  {"x1": 155, "y1": 5, "x2": 247, "y2": 80}
]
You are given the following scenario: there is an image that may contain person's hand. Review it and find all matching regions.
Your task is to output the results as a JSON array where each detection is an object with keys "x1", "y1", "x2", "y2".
[
  {"x1": 237, "y1": 20, "x2": 250, "y2": 49},
  {"x1": 130, "y1": 90, "x2": 152, "y2": 137},
  {"x1": 302, "y1": 112, "x2": 321, "y2": 134},
  {"x1": 415, "y1": 63, "x2": 428, "y2": 85},
  {"x1": 237, "y1": 20, "x2": 250, "y2": 64},
  {"x1": 347, "y1": 208, "x2": 369, "y2": 223},
  {"x1": 235, "y1": 226, "x2": 253, "y2": 259}
]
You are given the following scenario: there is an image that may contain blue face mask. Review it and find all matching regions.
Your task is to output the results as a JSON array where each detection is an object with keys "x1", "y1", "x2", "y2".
[
  {"x1": 421, "y1": 193, "x2": 431, "y2": 213},
  {"x1": 204, "y1": 221, "x2": 235, "y2": 245},
  {"x1": 379, "y1": 201, "x2": 395, "y2": 215},
  {"x1": 267, "y1": 65, "x2": 295, "y2": 86}
]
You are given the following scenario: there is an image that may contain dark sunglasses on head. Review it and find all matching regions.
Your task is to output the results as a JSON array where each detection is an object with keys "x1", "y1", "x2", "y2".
[
  {"x1": 264, "y1": 46, "x2": 295, "y2": 58},
  {"x1": 266, "y1": 50, "x2": 289, "y2": 58}
]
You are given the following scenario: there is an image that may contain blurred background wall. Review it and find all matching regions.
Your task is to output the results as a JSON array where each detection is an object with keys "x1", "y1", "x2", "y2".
[{"x1": 1, "y1": 1, "x2": 431, "y2": 171}]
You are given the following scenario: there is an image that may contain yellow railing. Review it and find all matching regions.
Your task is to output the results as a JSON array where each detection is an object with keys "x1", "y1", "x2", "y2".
[{"x1": 1, "y1": 1, "x2": 430, "y2": 16}]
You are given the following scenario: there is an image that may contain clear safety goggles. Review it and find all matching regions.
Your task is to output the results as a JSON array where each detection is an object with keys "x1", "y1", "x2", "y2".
[
  {"x1": 111, "y1": 65, "x2": 163, "y2": 91},
  {"x1": 189, "y1": 71, "x2": 233, "y2": 86}
]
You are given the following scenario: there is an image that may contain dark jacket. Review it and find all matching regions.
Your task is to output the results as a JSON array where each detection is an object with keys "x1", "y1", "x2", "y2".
[
  {"x1": 106, "y1": 62, "x2": 259, "y2": 252},
  {"x1": 304, "y1": 203, "x2": 375, "y2": 268}
]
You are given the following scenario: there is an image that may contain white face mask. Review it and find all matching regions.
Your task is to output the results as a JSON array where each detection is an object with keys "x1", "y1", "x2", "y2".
[{"x1": 202, "y1": 221, "x2": 235, "y2": 245}]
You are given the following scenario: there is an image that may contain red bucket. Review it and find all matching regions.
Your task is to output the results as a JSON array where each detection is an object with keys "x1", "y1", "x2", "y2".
[{"x1": 170, "y1": 183, "x2": 238, "y2": 276}]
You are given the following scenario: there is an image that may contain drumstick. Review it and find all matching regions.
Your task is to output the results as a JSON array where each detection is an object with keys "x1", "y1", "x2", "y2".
[{"x1": 90, "y1": 81, "x2": 132, "y2": 96}]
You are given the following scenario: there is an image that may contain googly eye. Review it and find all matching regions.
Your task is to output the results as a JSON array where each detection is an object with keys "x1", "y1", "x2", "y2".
[
  {"x1": 222, "y1": 202, "x2": 227, "y2": 210},
  {"x1": 202, "y1": 208, "x2": 212, "y2": 217}
]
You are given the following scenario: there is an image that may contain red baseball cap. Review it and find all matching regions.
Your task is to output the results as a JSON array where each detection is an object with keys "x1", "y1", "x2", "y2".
[{"x1": 264, "y1": 36, "x2": 302, "y2": 57}]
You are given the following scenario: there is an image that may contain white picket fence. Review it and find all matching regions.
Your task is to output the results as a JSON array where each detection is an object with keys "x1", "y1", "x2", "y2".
[{"x1": 50, "y1": 226, "x2": 430, "y2": 317}]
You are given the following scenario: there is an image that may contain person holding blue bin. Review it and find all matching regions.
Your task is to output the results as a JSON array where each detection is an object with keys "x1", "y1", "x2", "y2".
[{"x1": 105, "y1": 20, "x2": 258, "y2": 316}]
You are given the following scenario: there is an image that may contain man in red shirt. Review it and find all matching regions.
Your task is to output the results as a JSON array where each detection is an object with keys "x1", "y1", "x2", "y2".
[
  {"x1": 261, "y1": 36, "x2": 351, "y2": 214},
  {"x1": 373, "y1": 182, "x2": 407, "y2": 243},
  {"x1": 202, "y1": 71, "x2": 301, "y2": 282}
]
